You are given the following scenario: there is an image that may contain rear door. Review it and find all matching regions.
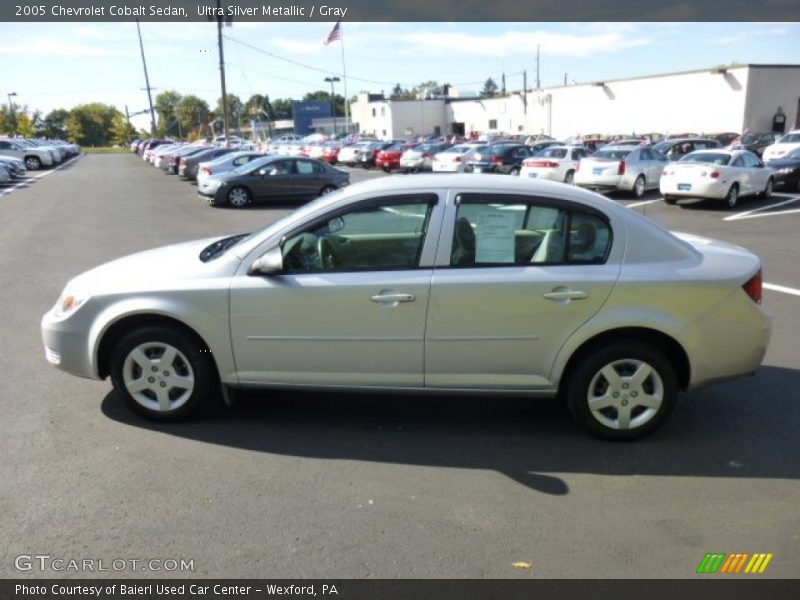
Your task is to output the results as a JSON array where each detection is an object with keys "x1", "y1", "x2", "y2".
[
  {"x1": 425, "y1": 192, "x2": 620, "y2": 390},
  {"x1": 294, "y1": 159, "x2": 325, "y2": 199}
]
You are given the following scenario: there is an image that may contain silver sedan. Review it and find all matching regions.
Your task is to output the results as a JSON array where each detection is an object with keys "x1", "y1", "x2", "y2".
[{"x1": 41, "y1": 175, "x2": 770, "y2": 439}]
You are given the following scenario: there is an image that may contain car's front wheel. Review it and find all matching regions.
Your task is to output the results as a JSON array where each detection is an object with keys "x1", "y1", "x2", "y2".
[
  {"x1": 227, "y1": 186, "x2": 251, "y2": 208},
  {"x1": 564, "y1": 170, "x2": 575, "y2": 185},
  {"x1": 110, "y1": 326, "x2": 217, "y2": 421},
  {"x1": 319, "y1": 185, "x2": 337, "y2": 196},
  {"x1": 25, "y1": 156, "x2": 42, "y2": 170},
  {"x1": 509, "y1": 167, "x2": 521, "y2": 176},
  {"x1": 566, "y1": 341, "x2": 678, "y2": 440}
]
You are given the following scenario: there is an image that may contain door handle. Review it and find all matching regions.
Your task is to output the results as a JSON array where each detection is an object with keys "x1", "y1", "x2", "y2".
[
  {"x1": 543, "y1": 289, "x2": 587, "y2": 301},
  {"x1": 370, "y1": 292, "x2": 416, "y2": 304}
]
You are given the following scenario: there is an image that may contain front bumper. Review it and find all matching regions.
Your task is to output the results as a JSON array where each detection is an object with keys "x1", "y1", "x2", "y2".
[{"x1": 41, "y1": 307, "x2": 99, "y2": 381}]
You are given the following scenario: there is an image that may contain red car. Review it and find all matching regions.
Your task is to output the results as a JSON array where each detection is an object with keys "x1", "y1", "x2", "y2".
[
  {"x1": 375, "y1": 142, "x2": 418, "y2": 172},
  {"x1": 321, "y1": 143, "x2": 341, "y2": 165}
]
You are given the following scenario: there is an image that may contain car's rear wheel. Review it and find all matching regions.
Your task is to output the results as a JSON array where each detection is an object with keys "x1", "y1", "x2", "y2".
[
  {"x1": 762, "y1": 177, "x2": 773, "y2": 199},
  {"x1": 227, "y1": 186, "x2": 251, "y2": 208},
  {"x1": 566, "y1": 341, "x2": 678, "y2": 440},
  {"x1": 724, "y1": 184, "x2": 739, "y2": 209},
  {"x1": 564, "y1": 170, "x2": 575, "y2": 185},
  {"x1": 382, "y1": 167, "x2": 391, "y2": 173},
  {"x1": 110, "y1": 326, "x2": 217, "y2": 421},
  {"x1": 632, "y1": 175, "x2": 646, "y2": 198},
  {"x1": 25, "y1": 156, "x2": 42, "y2": 170},
  {"x1": 664, "y1": 195, "x2": 677, "y2": 205},
  {"x1": 509, "y1": 166, "x2": 521, "y2": 176}
]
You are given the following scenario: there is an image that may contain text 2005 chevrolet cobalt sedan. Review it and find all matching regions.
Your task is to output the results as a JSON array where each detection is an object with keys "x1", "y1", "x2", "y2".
[{"x1": 42, "y1": 174, "x2": 771, "y2": 439}]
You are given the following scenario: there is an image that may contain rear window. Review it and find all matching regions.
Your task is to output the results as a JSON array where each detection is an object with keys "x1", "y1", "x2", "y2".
[
  {"x1": 539, "y1": 148, "x2": 568, "y2": 159},
  {"x1": 679, "y1": 152, "x2": 731, "y2": 165},
  {"x1": 592, "y1": 149, "x2": 631, "y2": 160},
  {"x1": 778, "y1": 133, "x2": 800, "y2": 144}
]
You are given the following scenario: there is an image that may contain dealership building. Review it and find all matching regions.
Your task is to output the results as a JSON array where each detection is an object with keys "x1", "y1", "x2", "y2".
[{"x1": 349, "y1": 63, "x2": 800, "y2": 139}]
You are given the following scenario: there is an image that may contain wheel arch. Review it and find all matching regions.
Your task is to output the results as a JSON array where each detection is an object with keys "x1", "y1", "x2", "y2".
[
  {"x1": 96, "y1": 313, "x2": 220, "y2": 381},
  {"x1": 557, "y1": 326, "x2": 691, "y2": 394}
]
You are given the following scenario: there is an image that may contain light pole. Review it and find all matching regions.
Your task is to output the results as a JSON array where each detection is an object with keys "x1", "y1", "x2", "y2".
[
  {"x1": 7, "y1": 92, "x2": 18, "y2": 136},
  {"x1": 324, "y1": 76, "x2": 340, "y2": 136}
]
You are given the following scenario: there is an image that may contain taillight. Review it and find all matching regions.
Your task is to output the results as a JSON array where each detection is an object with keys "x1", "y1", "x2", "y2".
[
  {"x1": 454, "y1": 157, "x2": 461, "y2": 162},
  {"x1": 200, "y1": 167, "x2": 210, "y2": 175},
  {"x1": 490, "y1": 156, "x2": 503, "y2": 164},
  {"x1": 422, "y1": 152, "x2": 429, "y2": 158},
  {"x1": 527, "y1": 161, "x2": 559, "y2": 168},
  {"x1": 662, "y1": 169, "x2": 669, "y2": 177},
  {"x1": 743, "y1": 269, "x2": 762, "y2": 304},
  {"x1": 617, "y1": 160, "x2": 626, "y2": 175},
  {"x1": 710, "y1": 171, "x2": 720, "y2": 179}
]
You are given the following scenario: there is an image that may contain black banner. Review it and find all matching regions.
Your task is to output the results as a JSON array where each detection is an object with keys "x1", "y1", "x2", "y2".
[
  {"x1": 3, "y1": 0, "x2": 800, "y2": 22},
  {"x1": 3, "y1": 580, "x2": 800, "y2": 600}
]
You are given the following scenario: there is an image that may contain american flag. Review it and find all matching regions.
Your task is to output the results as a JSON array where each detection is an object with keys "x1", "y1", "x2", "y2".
[{"x1": 324, "y1": 21, "x2": 341, "y2": 45}]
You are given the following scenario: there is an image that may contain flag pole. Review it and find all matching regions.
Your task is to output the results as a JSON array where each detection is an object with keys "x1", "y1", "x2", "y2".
[{"x1": 340, "y1": 25, "x2": 349, "y2": 134}]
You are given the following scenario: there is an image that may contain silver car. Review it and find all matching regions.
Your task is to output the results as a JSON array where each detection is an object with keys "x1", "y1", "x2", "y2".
[
  {"x1": 41, "y1": 175, "x2": 770, "y2": 439},
  {"x1": 574, "y1": 145, "x2": 667, "y2": 197}
]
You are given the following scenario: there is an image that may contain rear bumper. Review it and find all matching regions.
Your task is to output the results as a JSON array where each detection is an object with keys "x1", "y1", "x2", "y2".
[{"x1": 660, "y1": 179, "x2": 728, "y2": 199}]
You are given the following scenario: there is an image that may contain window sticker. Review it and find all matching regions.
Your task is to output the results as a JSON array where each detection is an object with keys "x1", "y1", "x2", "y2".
[{"x1": 475, "y1": 210, "x2": 516, "y2": 263}]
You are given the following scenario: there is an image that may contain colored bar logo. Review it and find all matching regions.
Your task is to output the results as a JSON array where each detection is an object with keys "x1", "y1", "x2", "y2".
[{"x1": 696, "y1": 553, "x2": 773, "y2": 574}]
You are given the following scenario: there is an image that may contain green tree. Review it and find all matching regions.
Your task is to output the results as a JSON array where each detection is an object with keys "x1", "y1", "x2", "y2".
[
  {"x1": 176, "y1": 95, "x2": 210, "y2": 139},
  {"x1": 39, "y1": 109, "x2": 70, "y2": 139},
  {"x1": 271, "y1": 98, "x2": 293, "y2": 120},
  {"x1": 111, "y1": 112, "x2": 137, "y2": 145},
  {"x1": 64, "y1": 103, "x2": 118, "y2": 145},
  {"x1": 245, "y1": 94, "x2": 266, "y2": 118},
  {"x1": 154, "y1": 90, "x2": 182, "y2": 137},
  {"x1": 482, "y1": 78, "x2": 499, "y2": 98},
  {"x1": 215, "y1": 93, "x2": 244, "y2": 127}
]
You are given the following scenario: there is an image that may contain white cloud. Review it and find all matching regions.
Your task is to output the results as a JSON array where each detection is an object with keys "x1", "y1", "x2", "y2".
[
  {"x1": 0, "y1": 40, "x2": 128, "y2": 58},
  {"x1": 270, "y1": 37, "x2": 325, "y2": 55}
]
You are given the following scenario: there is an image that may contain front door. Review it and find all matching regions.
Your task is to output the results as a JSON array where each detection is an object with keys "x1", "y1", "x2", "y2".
[
  {"x1": 251, "y1": 159, "x2": 295, "y2": 202},
  {"x1": 230, "y1": 193, "x2": 441, "y2": 386}
]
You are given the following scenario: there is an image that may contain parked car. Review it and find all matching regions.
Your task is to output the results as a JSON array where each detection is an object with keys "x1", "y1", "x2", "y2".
[
  {"x1": 375, "y1": 143, "x2": 418, "y2": 172},
  {"x1": 574, "y1": 145, "x2": 666, "y2": 197},
  {"x1": 152, "y1": 143, "x2": 184, "y2": 169},
  {"x1": 528, "y1": 139, "x2": 565, "y2": 154},
  {"x1": 765, "y1": 147, "x2": 800, "y2": 193},
  {"x1": 520, "y1": 145, "x2": 591, "y2": 184},
  {"x1": 0, "y1": 163, "x2": 10, "y2": 183},
  {"x1": 708, "y1": 132, "x2": 741, "y2": 147},
  {"x1": 166, "y1": 145, "x2": 211, "y2": 174},
  {"x1": 0, "y1": 155, "x2": 27, "y2": 178},
  {"x1": 761, "y1": 130, "x2": 800, "y2": 162},
  {"x1": 321, "y1": 142, "x2": 343, "y2": 165},
  {"x1": 727, "y1": 132, "x2": 782, "y2": 157},
  {"x1": 652, "y1": 138, "x2": 721, "y2": 161},
  {"x1": 22, "y1": 139, "x2": 62, "y2": 163},
  {"x1": 431, "y1": 144, "x2": 485, "y2": 173},
  {"x1": 399, "y1": 143, "x2": 451, "y2": 173},
  {"x1": 0, "y1": 138, "x2": 53, "y2": 170},
  {"x1": 337, "y1": 141, "x2": 379, "y2": 167},
  {"x1": 179, "y1": 147, "x2": 236, "y2": 181},
  {"x1": 354, "y1": 142, "x2": 394, "y2": 169},
  {"x1": 42, "y1": 174, "x2": 771, "y2": 440},
  {"x1": 467, "y1": 144, "x2": 532, "y2": 175},
  {"x1": 198, "y1": 156, "x2": 349, "y2": 207},
  {"x1": 197, "y1": 151, "x2": 265, "y2": 187},
  {"x1": 660, "y1": 149, "x2": 774, "y2": 208}
]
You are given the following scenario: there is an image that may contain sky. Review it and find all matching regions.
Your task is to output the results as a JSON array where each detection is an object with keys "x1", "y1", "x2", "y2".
[{"x1": 2, "y1": 21, "x2": 799, "y2": 131}]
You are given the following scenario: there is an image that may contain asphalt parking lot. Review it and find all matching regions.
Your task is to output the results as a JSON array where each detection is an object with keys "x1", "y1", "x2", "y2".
[{"x1": 1, "y1": 154, "x2": 798, "y2": 579}]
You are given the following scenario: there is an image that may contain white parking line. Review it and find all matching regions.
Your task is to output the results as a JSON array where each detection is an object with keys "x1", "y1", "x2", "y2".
[
  {"x1": 764, "y1": 283, "x2": 800, "y2": 297},
  {"x1": 723, "y1": 195, "x2": 800, "y2": 221},
  {"x1": 626, "y1": 198, "x2": 663, "y2": 208},
  {"x1": 0, "y1": 154, "x2": 83, "y2": 198}
]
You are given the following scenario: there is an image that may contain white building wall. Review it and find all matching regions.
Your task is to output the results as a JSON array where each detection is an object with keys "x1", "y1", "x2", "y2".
[
  {"x1": 743, "y1": 67, "x2": 800, "y2": 132},
  {"x1": 389, "y1": 100, "x2": 447, "y2": 138}
]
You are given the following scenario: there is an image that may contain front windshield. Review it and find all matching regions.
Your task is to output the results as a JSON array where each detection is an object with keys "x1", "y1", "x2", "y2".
[{"x1": 679, "y1": 152, "x2": 731, "y2": 165}]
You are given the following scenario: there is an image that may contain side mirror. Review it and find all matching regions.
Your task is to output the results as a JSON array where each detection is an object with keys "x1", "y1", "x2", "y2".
[{"x1": 247, "y1": 247, "x2": 283, "y2": 276}]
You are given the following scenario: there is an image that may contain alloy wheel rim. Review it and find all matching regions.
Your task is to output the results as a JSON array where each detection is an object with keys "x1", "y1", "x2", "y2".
[
  {"x1": 586, "y1": 358, "x2": 664, "y2": 430},
  {"x1": 122, "y1": 342, "x2": 195, "y2": 412},
  {"x1": 728, "y1": 187, "x2": 738, "y2": 207},
  {"x1": 229, "y1": 188, "x2": 248, "y2": 207},
  {"x1": 635, "y1": 177, "x2": 645, "y2": 196}
]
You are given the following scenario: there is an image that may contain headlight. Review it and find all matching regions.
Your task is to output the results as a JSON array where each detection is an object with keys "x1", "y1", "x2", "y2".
[
  {"x1": 778, "y1": 167, "x2": 794, "y2": 174},
  {"x1": 53, "y1": 287, "x2": 91, "y2": 320}
]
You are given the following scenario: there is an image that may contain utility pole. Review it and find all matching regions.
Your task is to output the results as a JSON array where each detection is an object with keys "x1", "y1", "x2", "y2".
[
  {"x1": 501, "y1": 73, "x2": 506, "y2": 96},
  {"x1": 324, "y1": 76, "x2": 340, "y2": 136},
  {"x1": 216, "y1": 0, "x2": 230, "y2": 143},
  {"x1": 522, "y1": 71, "x2": 527, "y2": 115},
  {"x1": 564, "y1": 73, "x2": 568, "y2": 86},
  {"x1": 135, "y1": 19, "x2": 156, "y2": 136},
  {"x1": 536, "y1": 44, "x2": 541, "y2": 89}
]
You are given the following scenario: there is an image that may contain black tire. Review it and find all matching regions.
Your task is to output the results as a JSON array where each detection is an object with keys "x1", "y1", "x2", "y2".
[
  {"x1": 227, "y1": 186, "x2": 251, "y2": 208},
  {"x1": 565, "y1": 341, "x2": 678, "y2": 440},
  {"x1": 664, "y1": 195, "x2": 677, "y2": 205},
  {"x1": 762, "y1": 177, "x2": 773, "y2": 199},
  {"x1": 382, "y1": 167, "x2": 391, "y2": 173},
  {"x1": 319, "y1": 185, "x2": 337, "y2": 196},
  {"x1": 632, "y1": 175, "x2": 646, "y2": 198},
  {"x1": 109, "y1": 326, "x2": 218, "y2": 422},
  {"x1": 509, "y1": 166, "x2": 521, "y2": 176},
  {"x1": 25, "y1": 156, "x2": 42, "y2": 170},
  {"x1": 564, "y1": 170, "x2": 575, "y2": 185},
  {"x1": 724, "y1": 184, "x2": 739, "y2": 209}
]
